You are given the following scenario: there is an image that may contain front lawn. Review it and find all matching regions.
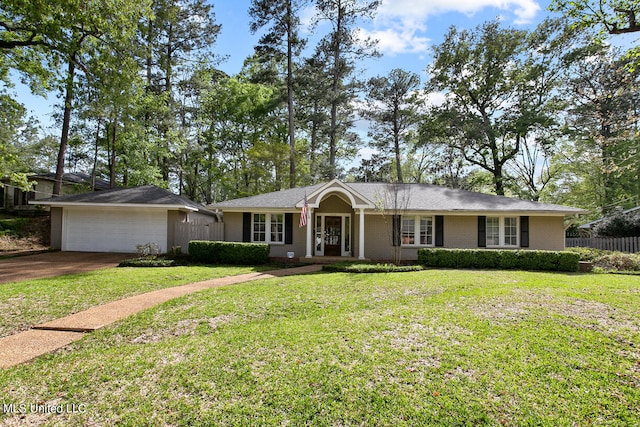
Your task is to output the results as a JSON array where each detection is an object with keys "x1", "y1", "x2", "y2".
[
  {"x1": 0, "y1": 265, "x2": 271, "y2": 338},
  {"x1": 1, "y1": 270, "x2": 639, "y2": 425}
]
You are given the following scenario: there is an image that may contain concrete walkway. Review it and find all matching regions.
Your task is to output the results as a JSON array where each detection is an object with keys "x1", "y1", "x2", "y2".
[{"x1": 0, "y1": 264, "x2": 322, "y2": 368}]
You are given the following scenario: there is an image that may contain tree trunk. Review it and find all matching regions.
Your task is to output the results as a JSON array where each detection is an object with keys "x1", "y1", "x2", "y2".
[
  {"x1": 328, "y1": 5, "x2": 343, "y2": 181},
  {"x1": 91, "y1": 118, "x2": 102, "y2": 191},
  {"x1": 110, "y1": 116, "x2": 117, "y2": 188},
  {"x1": 394, "y1": 134, "x2": 403, "y2": 183},
  {"x1": 286, "y1": 0, "x2": 297, "y2": 188},
  {"x1": 53, "y1": 59, "x2": 76, "y2": 196}
]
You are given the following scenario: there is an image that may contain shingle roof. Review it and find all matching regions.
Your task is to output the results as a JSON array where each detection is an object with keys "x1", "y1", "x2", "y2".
[
  {"x1": 211, "y1": 182, "x2": 586, "y2": 215},
  {"x1": 211, "y1": 183, "x2": 325, "y2": 209},
  {"x1": 33, "y1": 185, "x2": 215, "y2": 215}
]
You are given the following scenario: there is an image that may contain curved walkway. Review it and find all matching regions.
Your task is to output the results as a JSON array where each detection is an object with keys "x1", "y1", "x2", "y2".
[{"x1": 0, "y1": 264, "x2": 322, "y2": 368}]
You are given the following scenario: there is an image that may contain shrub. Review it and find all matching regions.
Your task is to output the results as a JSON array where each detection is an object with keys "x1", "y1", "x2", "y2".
[
  {"x1": 593, "y1": 253, "x2": 640, "y2": 272},
  {"x1": 136, "y1": 242, "x2": 161, "y2": 258},
  {"x1": 189, "y1": 241, "x2": 270, "y2": 265},
  {"x1": 417, "y1": 248, "x2": 580, "y2": 272},
  {"x1": 593, "y1": 209, "x2": 640, "y2": 237},
  {"x1": 119, "y1": 257, "x2": 180, "y2": 267},
  {"x1": 567, "y1": 247, "x2": 640, "y2": 273},
  {"x1": 323, "y1": 262, "x2": 424, "y2": 273}
]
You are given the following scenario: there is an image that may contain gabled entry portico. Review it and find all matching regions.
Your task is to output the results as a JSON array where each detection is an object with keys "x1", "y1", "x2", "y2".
[{"x1": 296, "y1": 180, "x2": 374, "y2": 260}]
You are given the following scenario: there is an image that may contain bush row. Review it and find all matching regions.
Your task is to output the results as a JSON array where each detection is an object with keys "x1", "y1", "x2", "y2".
[
  {"x1": 417, "y1": 248, "x2": 580, "y2": 272},
  {"x1": 188, "y1": 240, "x2": 270, "y2": 265}
]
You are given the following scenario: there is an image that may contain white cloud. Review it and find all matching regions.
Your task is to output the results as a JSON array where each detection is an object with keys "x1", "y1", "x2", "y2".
[
  {"x1": 359, "y1": 26, "x2": 431, "y2": 55},
  {"x1": 377, "y1": 0, "x2": 540, "y2": 25},
  {"x1": 367, "y1": 0, "x2": 541, "y2": 55}
]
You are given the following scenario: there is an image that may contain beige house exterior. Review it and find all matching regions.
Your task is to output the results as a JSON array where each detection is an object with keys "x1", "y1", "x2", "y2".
[{"x1": 212, "y1": 180, "x2": 586, "y2": 262}]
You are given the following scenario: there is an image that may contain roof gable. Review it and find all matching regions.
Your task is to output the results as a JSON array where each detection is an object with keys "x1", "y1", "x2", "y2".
[{"x1": 297, "y1": 179, "x2": 374, "y2": 209}]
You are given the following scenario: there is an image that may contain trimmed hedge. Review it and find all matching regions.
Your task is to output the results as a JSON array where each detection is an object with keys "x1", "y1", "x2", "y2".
[
  {"x1": 417, "y1": 248, "x2": 580, "y2": 272},
  {"x1": 323, "y1": 262, "x2": 424, "y2": 273},
  {"x1": 189, "y1": 240, "x2": 270, "y2": 265},
  {"x1": 119, "y1": 257, "x2": 180, "y2": 267}
]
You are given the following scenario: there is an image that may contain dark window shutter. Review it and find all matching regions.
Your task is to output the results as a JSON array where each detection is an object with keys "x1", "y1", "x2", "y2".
[
  {"x1": 285, "y1": 213, "x2": 293, "y2": 244},
  {"x1": 435, "y1": 215, "x2": 444, "y2": 247},
  {"x1": 520, "y1": 216, "x2": 529, "y2": 248},
  {"x1": 478, "y1": 216, "x2": 486, "y2": 247},
  {"x1": 392, "y1": 215, "x2": 401, "y2": 246},
  {"x1": 242, "y1": 213, "x2": 251, "y2": 242}
]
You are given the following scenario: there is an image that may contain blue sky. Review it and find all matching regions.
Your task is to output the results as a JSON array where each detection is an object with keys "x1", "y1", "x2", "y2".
[
  {"x1": 14, "y1": 0, "x2": 559, "y2": 133},
  {"x1": 215, "y1": 0, "x2": 554, "y2": 78}
]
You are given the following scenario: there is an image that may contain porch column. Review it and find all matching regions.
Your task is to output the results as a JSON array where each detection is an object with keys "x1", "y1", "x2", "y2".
[
  {"x1": 305, "y1": 208, "x2": 313, "y2": 258},
  {"x1": 358, "y1": 208, "x2": 365, "y2": 260}
]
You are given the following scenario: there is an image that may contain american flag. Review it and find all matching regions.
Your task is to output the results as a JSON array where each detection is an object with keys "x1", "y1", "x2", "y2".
[{"x1": 299, "y1": 194, "x2": 308, "y2": 228}]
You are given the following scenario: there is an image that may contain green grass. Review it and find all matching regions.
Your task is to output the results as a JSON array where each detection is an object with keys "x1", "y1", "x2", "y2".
[
  {"x1": 0, "y1": 265, "x2": 272, "y2": 338},
  {"x1": 1, "y1": 270, "x2": 639, "y2": 426}
]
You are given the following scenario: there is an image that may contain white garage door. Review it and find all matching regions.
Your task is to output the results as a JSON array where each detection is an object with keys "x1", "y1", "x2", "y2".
[{"x1": 63, "y1": 207, "x2": 168, "y2": 253}]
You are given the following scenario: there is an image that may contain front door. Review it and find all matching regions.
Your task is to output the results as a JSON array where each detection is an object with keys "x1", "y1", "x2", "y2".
[{"x1": 324, "y1": 216, "x2": 342, "y2": 256}]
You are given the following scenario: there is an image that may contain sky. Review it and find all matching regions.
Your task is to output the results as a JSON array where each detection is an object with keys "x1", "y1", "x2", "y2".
[
  {"x1": 215, "y1": 0, "x2": 552, "y2": 78},
  {"x1": 13, "y1": 0, "x2": 560, "y2": 137}
]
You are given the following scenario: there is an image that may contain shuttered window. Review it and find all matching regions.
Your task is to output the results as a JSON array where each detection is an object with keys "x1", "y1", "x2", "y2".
[{"x1": 484, "y1": 216, "x2": 519, "y2": 247}]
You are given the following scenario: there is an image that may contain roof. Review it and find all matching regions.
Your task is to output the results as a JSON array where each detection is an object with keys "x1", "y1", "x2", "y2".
[
  {"x1": 211, "y1": 181, "x2": 586, "y2": 215},
  {"x1": 31, "y1": 185, "x2": 216, "y2": 216},
  {"x1": 31, "y1": 172, "x2": 111, "y2": 190},
  {"x1": 579, "y1": 205, "x2": 640, "y2": 229}
]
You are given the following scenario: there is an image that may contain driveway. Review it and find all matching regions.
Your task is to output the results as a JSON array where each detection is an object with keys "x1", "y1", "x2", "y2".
[{"x1": 0, "y1": 252, "x2": 135, "y2": 284}]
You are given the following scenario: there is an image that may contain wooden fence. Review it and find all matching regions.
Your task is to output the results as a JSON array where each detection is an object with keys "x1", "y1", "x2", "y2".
[
  {"x1": 174, "y1": 221, "x2": 224, "y2": 253},
  {"x1": 566, "y1": 236, "x2": 640, "y2": 253}
]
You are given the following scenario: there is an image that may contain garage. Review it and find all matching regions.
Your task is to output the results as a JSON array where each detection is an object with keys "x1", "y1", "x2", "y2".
[
  {"x1": 32, "y1": 185, "x2": 217, "y2": 253},
  {"x1": 62, "y1": 207, "x2": 168, "y2": 253}
]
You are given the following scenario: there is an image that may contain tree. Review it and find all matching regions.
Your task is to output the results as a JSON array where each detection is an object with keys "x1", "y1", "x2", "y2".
[
  {"x1": 426, "y1": 20, "x2": 562, "y2": 196},
  {"x1": 362, "y1": 69, "x2": 421, "y2": 183},
  {"x1": 200, "y1": 75, "x2": 283, "y2": 200},
  {"x1": 551, "y1": 0, "x2": 640, "y2": 34},
  {"x1": 550, "y1": 0, "x2": 640, "y2": 69},
  {"x1": 313, "y1": 0, "x2": 380, "y2": 180},
  {"x1": 249, "y1": 0, "x2": 309, "y2": 188},
  {"x1": 594, "y1": 209, "x2": 640, "y2": 237},
  {"x1": 140, "y1": 0, "x2": 221, "y2": 182},
  {"x1": 1, "y1": 0, "x2": 153, "y2": 194},
  {"x1": 373, "y1": 182, "x2": 411, "y2": 265},
  {"x1": 296, "y1": 55, "x2": 332, "y2": 182},
  {"x1": 347, "y1": 153, "x2": 393, "y2": 182},
  {"x1": 551, "y1": 40, "x2": 640, "y2": 214}
]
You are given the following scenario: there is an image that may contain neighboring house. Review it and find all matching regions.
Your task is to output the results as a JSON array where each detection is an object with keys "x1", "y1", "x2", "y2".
[
  {"x1": 211, "y1": 179, "x2": 587, "y2": 261},
  {"x1": 577, "y1": 206, "x2": 640, "y2": 236},
  {"x1": 31, "y1": 185, "x2": 217, "y2": 253},
  {"x1": 1, "y1": 172, "x2": 110, "y2": 213}
]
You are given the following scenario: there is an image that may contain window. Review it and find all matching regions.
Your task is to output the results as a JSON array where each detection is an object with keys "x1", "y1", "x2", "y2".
[
  {"x1": 486, "y1": 217, "x2": 500, "y2": 246},
  {"x1": 253, "y1": 214, "x2": 266, "y2": 242},
  {"x1": 486, "y1": 216, "x2": 518, "y2": 247},
  {"x1": 402, "y1": 218, "x2": 415, "y2": 244},
  {"x1": 402, "y1": 216, "x2": 434, "y2": 246},
  {"x1": 420, "y1": 217, "x2": 433, "y2": 245},
  {"x1": 252, "y1": 213, "x2": 285, "y2": 244},
  {"x1": 270, "y1": 214, "x2": 284, "y2": 243},
  {"x1": 504, "y1": 217, "x2": 518, "y2": 246}
]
